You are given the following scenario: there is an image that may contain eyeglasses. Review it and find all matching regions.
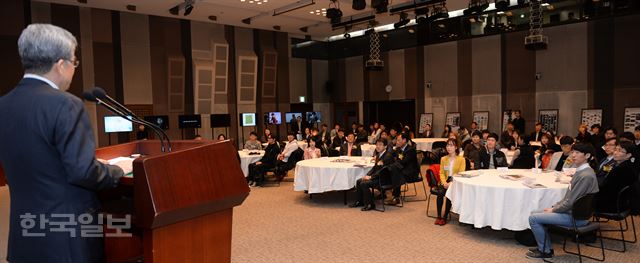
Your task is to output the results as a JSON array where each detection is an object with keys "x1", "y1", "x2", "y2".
[{"x1": 66, "y1": 59, "x2": 80, "y2": 68}]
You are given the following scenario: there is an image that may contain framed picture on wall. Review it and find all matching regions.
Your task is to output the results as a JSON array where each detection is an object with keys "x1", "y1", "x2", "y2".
[
  {"x1": 623, "y1": 107, "x2": 640, "y2": 132},
  {"x1": 539, "y1": 109, "x2": 559, "y2": 134},
  {"x1": 418, "y1": 113, "x2": 434, "y2": 134},
  {"x1": 473, "y1": 111, "x2": 490, "y2": 131},
  {"x1": 445, "y1": 112, "x2": 461, "y2": 132},
  {"x1": 502, "y1": 110, "x2": 513, "y2": 132},
  {"x1": 580, "y1": 109, "x2": 602, "y2": 132}
]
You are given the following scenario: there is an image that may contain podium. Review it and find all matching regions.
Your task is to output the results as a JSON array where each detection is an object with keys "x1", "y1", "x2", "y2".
[{"x1": 96, "y1": 140, "x2": 249, "y2": 263}]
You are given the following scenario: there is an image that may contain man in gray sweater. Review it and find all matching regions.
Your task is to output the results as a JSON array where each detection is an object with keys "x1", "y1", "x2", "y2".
[{"x1": 526, "y1": 142, "x2": 599, "y2": 259}]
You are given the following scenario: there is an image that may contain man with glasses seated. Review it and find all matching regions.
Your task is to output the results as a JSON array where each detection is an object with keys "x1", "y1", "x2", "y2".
[
  {"x1": 595, "y1": 137, "x2": 618, "y2": 186},
  {"x1": 594, "y1": 141, "x2": 637, "y2": 213},
  {"x1": 478, "y1": 133, "x2": 508, "y2": 169},
  {"x1": 526, "y1": 143, "x2": 599, "y2": 259},
  {"x1": 349, "y1": 139, "x2": 395, "y2": 211}
]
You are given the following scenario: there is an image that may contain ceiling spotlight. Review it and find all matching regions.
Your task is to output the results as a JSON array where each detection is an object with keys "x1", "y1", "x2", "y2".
[
  {"x1": 184, "y1": 3, "x2": 194, "y2": 16},
  {"x1": 464, "y1": 0, "x2": 489, "y2": 16},
  {"x1": 344, "y1": 33, "x2": 351, "y2": 39},
  {"x1": 208, "y1": 15, "x2": 217, "y2": 21},
  {"x1": 169, "y1": 0, "x2": 195, "y2": 16},
  {"x1": 393, "y1": 12, "x2": 410, "y2": 29},
  {"x1": 299, "y1": 26, "x2": 308, "y2": 33},
  {"x1": 242, "y1": 18, "x2": 251, "y2": 24},
  {"x1": 126, "y1": 4, "x2": 136, "y2": 11},
  {"x1": 352, "y1": 0, "x2": 366, "y2": 10},
  {"x1": 415, "y1": 8, "x2": 428, "y2": 26},
  {"x1": 430, "y1": 3, "x2": 449, "y2": 21},
  {"x1": 169, "y1": 5, "x2": 180, "y2": 15},
  {"x1": 371, "y1": 0, "x2": 389, "y2": 14},
  {"x1": 273, "y1": 25, "x2": 281, "y2": 30}
]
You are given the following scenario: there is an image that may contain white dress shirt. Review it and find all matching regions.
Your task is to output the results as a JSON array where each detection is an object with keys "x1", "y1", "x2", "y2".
[
  {"x1": 23, "y1": 74, "x2": 59, "y2": 90},
  {"x1": 282, "y1": 139, "x2": 300, "y2": 162}
]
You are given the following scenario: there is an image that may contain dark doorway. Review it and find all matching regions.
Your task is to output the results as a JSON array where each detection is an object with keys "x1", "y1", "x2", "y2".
[
  {"x1": 363, "y1": 99, "x2": 416, "y2": 131},
  {"x1": 333, "y1": 102, "x2": 359, "y2": 128}
]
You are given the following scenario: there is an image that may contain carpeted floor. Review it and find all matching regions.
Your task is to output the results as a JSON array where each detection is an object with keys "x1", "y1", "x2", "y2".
[{"x1": 2, "y1": 180, "x2": 639, "y2": 262}]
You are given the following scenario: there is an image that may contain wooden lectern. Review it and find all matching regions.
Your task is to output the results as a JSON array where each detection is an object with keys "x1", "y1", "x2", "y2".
[{"x1": 96, "y1": 140, "x2": 249, "y2": 263}]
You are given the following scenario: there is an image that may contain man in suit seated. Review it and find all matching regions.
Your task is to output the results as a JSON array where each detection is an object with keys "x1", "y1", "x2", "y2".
[
  {"x1": 595, "y1": 138, "x2": 618, "y2": 186},
  {"x1": 247, "y1": 135, "x2": 280, "y2": 187},
  {"x1": 349, "y1": 139, "x2": 395, "y2": 211},
  {"x1": 530, "y1": 122, "x2": 544, "y2": 142},
  {"x1": 339, "y1": 133, "x2": 362, "y2": 156},
  {"x1": 594, "y1": 141, "x2": 638, "y2": 213},
  {"x1": 478, "y1": 133, "x2": 509, "y2": 169},
  {"x1": 356, "y1": 125, "x2": 369, "y2": 144},
  {"x1": 386, "y1": 133, "x2": 418, "y2": 205}
]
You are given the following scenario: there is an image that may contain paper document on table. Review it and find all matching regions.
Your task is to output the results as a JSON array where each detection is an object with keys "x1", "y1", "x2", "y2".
[
  {"x1": 107, "y1": 156, "x2": 135, "y2": 175},
  {"x1": 523, "y1": 181, "x2": 547, "y2": 188}
]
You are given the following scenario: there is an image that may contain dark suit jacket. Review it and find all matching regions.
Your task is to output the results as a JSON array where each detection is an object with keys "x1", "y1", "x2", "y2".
[
  {"x1": 319, "y1": 130, "x2": 331, "y2": 146},
  {"x1": 530, "y1": 131, "x2": 544, "y2": 142},
  {"x1": 331, "y1": 136, "x2": 346, "y2": 149},
  {"x1": 339, "y1": 143, "x2": 362, "y2": 156},
  {"x1": 478, "y1": 149, "x2": 509, "y2": 169},
  {"x1": 511, "y1": 145, "x2": 535, "y2": 169},
  {"x1": 595, "y1": 160, "x2": 638, "y2": 213},
  {"x1": 367, "y1": 150, "x2": 395, "y2": 180},
  {"x1": 291, "y1": 120, "x2": 304, "y2": 134},
  {"x1": 259, "y1": 142, "x2": 281, "y2": 166},
  {"x1": 0, "y1": 78, "x2": 123, "y2": 262},
  {"x1": 356, "y1": 130, "x2": 368, "y2": 144},
  {"x1": 595, "y1": 157, "x2": 617, "y2": 186},
  {"x1": 392, "y1": 144, "x2": 419, "y2": 181}
]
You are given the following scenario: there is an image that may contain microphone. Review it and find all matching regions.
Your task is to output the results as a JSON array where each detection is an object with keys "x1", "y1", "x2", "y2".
[
  {"x1": 91, "y1": 87, "x2": 172, "y2": 152},
  {"x1": 83, "y1": 90, "x2": 167, "y2": 152}
]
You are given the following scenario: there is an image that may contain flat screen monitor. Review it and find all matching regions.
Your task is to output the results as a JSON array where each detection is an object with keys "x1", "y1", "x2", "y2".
[
  {"x1": 143, "y1": 115, "x2": 169, "y2": 130},
  {"x1": 104, "y1": 116, "x2": 133, "y2": 133},
  {"x1": 265, "y1": 112, "x2": 282, "y2": 125},
  {"x1": 210, "y1": 114, "x2": 231, "y2": 128},
  {"x1": 240, "y1": 113, "x2": 256, "y2": 127},
  {"x1": 306, "y1": 111, "x2": 322, "y2": 123},
  {"x1": 285, "y1": 112, "x2": 303, "y2": 123},
  {"x1": 178, "y1": 115, "x2": 202, "y2": 129}
]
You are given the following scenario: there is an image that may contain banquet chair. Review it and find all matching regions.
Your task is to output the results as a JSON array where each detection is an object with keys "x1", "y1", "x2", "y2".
[
  {"x1": 402, "y1": 154, "x2": 428, "y2": 202},
  {"x1": 592, "y1": 185, "x2": 637, "y2": 252},
  {"x1": 546, "y1": 193, "x2": 605, "y2": 263},
  {"x1": 265, "y1": 148, "x2": 304, "y2": 186},
  {"x1": 371, "y1": 167, "x2": 404, "y2": 212}
]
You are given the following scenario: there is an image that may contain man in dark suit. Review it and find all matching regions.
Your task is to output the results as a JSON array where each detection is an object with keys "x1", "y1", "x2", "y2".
[
  {"x1": 0, "y1": 24, "x2": 125, "y2": 263},
  {"x1": 291, "y1": 115, "x2": 304, "y2": 136},
  {"x1": 319, "y1": 124, "x2": 331, "y2": 146},
  {"x1": 247, "y1": 135, "x2": 280, "y2": 187},
  {"x1": 479, "y1": 133, "x2": 509, "y2": 169},
  {"x1": 530, "y1": 122, "x2": 544, "y2": 142},
  {"x1": 595, "y1": 137, "x2": 618, "y2": 186},
  {"x1": 350, "y1": 139, "x2": 395, "y2": 211},
  {"x1": 386, "y1": 133, "x2": 418, "y2": 205},
  {"x1": 512, "y1": 110, "x2": 525, "y2": 134},
  {"x1": 339, "y1": 133, "x2": 362, "y2": 156}
]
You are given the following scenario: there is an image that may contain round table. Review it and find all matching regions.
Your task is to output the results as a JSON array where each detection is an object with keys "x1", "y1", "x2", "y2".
[
  {"x1": 412, "y1": 138, "x2": 448, "y2": 151},
  {"x1": 445, "y1": 169, "x2": 569, "y2": 231},
  {"x1": 238, "y1": 150, "x2": 264, "y2": 177},
  {"x1": 294, "y1": 157, "x2": 374, "y2": 194}
]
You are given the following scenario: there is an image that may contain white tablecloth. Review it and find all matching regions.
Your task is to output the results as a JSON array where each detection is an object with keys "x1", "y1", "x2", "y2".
[
  {"x1": 294, "y1": 157, "x2": 374, "y2": 194},
  {"x1": 262, "y1": 141, "x2": 308, "y2": 150},
  {"x1": 412, "y1": 138, "x2": 448, "y2": 151},
  {"x1": 445, "y1": 169, "x2": 569, "y2": 231},
  {"x1": 238, "y1": 150, "x2": 264, "y2": 177}
]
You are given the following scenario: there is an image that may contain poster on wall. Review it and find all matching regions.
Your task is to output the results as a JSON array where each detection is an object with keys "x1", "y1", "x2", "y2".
[
  {"x1": 473, "y1": 111, "x2": 490, "y2": 131},
  {"x1": 502, "y1": 110, "x2": 513, "y2": 132},
  {"x1": 580, "y1": 109, "x2": 602, "y2": 132},
  {"x1": 539, "y1": 109, "x2": 559, "y2": 134},
  {"x1": 445, "y1": 112, "x2": 461, "y2": 132},
  {"x1": 623, "y1": 107, "x2": 640, "y2": 132},
  {"x1": 418, "y1": 113, "x2": 434, "y2": 134}
]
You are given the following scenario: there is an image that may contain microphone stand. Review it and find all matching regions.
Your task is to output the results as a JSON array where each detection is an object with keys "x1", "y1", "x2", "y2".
[{"x1": 96, "y1": 99, "x2": 166, "y2": 152}]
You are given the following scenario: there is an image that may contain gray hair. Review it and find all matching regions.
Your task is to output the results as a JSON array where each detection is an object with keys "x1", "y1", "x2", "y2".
[{"x1": 18, "y1": 23, "x2": 77, "y2": 74}]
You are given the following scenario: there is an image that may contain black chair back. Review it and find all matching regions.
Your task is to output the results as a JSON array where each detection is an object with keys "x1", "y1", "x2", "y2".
[
  {"x1": 432, "y1": 141, "x2": 447, "y2": 150},
  {"x1": 426, "y1": 169, "x2": 438, "y2": 188},
  {"x1": 464, "y1": 158, "x2": 471, "y2": 170},
  {"x1": 572, "y1": 193, "x2": 596, "y2": 220},
  {"x1": 616, "y1": 185, "x2": 633, "y2": 213}
]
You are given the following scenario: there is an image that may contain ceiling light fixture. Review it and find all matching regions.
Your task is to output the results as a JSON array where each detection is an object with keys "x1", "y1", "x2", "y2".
[
  {"x1": 326, "y1": 0, "x2": 343, "y2": 24},
  {"x1": 393, "y1": 12, "x2": 410, "y2": 29},
  {"x1": 169, "y1": 0, "x2": 196, "y2": 16},
  {"x1": 273, "y1": 0, "x2": 315, "y2": 16}
]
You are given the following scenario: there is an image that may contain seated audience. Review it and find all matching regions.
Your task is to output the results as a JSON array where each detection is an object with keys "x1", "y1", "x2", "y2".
[
  {"x1": 547, "y1": 136, "x2": 575, "y2": 171},
  {"x1": 340, "y1": 133, "x2": 362, "y2": 156},
  {"x1": 502, "y1": 122, "x2": 515, "y2": 141},
  {"x1": 479, "y1": 133, "x2": 509, "y2": 169},
  {"x1": 619, "y1": 132, "x2": 635, "y2": 143},
  {"x1": 512, "y1": 110, "x2": 525, "y2": 134},
  {"x1": 530, "y1": 122, "x2": 544, "y2": 142},
  {"x1": 303, "y1": 127, "x2": 312, "y2": 141},
  {"x1": 575, "y1": 124, "x2": 591, "y2": 144},
  {"x1": 386, "y1": 133, "x2": 418, "y2": 205},
  {"x1": 463, "y1": 131, "x2": 485, "y2": 170},
  {"x1": 244, "y1": 131, "x2": 262, "y2": 150},
  {"x1": 303, "y1": 138, "x2": 322, "y2": 160},
  {"x1": 247, "y1": 135, "x2": 280, "y2": 187},
  {"x1": 527, "y1": 143, "x2": 599, "y2": 259},
  {"x1": 594, "y1": 141, "x2": 638, "y2": 213},
  {"x1": 469, "y1": 121, "x2": 479, "y2": 134},
  {"x1": 275, "y1": 133, "x2": 300, "y2": 168},
  {"x1": 421, "y1": 123, "x2": 434, "y2": 138},
  {"x1": 217, "y1": 134, "x2": 227, "y2": 141},
  {"x1": 350, "y1": 139, "x2": 395, "y2": 211},
  {"x1": 635, "y1": 125, "x2": 640, "y2": 146},
  {"x1": 441, "y1": 125, "x2": 452, "y2": 138},
  {"x1": 590, "y1": 124, "x2": 604, "y2": 149},
  {"x1": 356, "y1": 125, "x2": 369, "y2": 144},
  {"x1": 368, "y1": 122, "x2": 382, "y2": 144},
  {"x1": 481, "y1": 129, "x2": 491, "y2": 146},
  {"x1": 261, "y1": 128, "x2": 272, "y2": 143},
  {"x1": 458, "y1": 127, "x2": 471, "y2": 143},
  {"x1": 500, "y1": 129, "x2": 517, "y2": 150},
  {"x1": 539, "y1": 133, "x2": 561, "y2": 169},
  {"x1": 194, "y1": 134, "x2": 203, "y2": 141},
  {"x1": 511, "y1": 135, "x2": 535, "y2": 169},
  {"x1": 330, "y1": 123, "x2": 341, "y2": 141},
  {"x1": 435, "y1": 139, "x2": 466, "y2": 225},
  {"x1": 380, "y1": 130, "x2": 394, "y2": 151},
  {"x1": 595, "y1": 138, "x2": 618, "y2": 185},
  {"x1": 319, "y1": 124, "x2": 331, "y2": 146}
]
